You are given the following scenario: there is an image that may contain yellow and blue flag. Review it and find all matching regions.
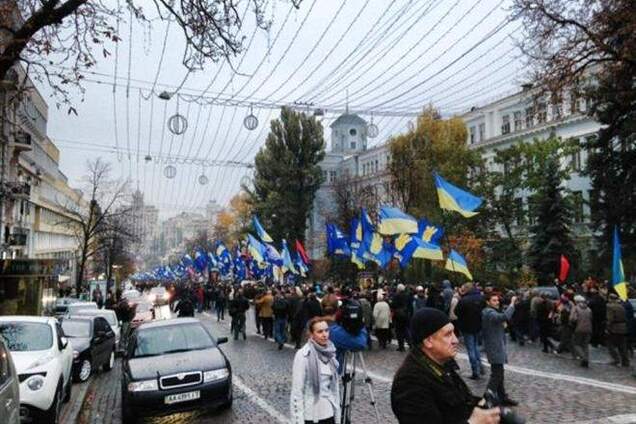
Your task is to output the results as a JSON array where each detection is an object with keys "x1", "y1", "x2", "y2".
[
  {"x1": 252, "y1": 215, "x2": 274, "y2": 243},
  {"x1": 445, "y1": 249, "x2": 473, "y2": 280},
  {"x1": 247, "y1": 234, "x2": 267, "y2": 264},
  {"x1": 612, "y1": 227, "x2": 628, "y2": 301},
  {"x1": 433, "y1": 172, "x2": 483, "y2": 218},
  {"x1": 378, "y1": 206, "x2": 418, "y2": 235},
  {"x1": 368, "y1": 233, "x2": 394, "y2": 268},
  {"x1": 418, "y1": 219, "x2": 444, "y2": 246},
  {"x1": 281, "y1": 239, "x2": 298, "y2": 274},
  {"x1": 394, "y1": 233, "x2": 443, "y2": 267},
  {"x1": 326, "y1": 223, "x2": 351, "y2": 256}
]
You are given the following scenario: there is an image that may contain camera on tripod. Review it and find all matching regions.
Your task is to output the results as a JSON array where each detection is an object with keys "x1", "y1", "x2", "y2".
[{"x1": 481, "y1": 389, "x2": 526, "y2": 424}]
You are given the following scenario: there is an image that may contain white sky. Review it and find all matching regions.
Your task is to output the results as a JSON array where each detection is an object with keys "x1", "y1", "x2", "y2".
[{"x1": 41, "y1": 0, "x2": 525, "y2": 219}]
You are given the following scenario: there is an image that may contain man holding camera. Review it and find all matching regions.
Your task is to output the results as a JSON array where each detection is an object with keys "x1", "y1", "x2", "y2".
[{"x1": 391, "y1": 308, "x2": 501, "y2": 424}]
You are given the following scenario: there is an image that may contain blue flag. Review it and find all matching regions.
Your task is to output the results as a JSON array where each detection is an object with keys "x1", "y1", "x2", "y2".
[
  {"x1": 434, "y1": 172, "x2": 482, "y2": 218},
  {"x1": 252, "y1": 215, "x2": 274, "y2": 243}
]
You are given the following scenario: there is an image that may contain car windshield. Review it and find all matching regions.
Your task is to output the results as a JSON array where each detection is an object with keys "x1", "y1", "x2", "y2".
[
  {"x1": 0, "y1": 322, "x2": 53, "y2": 351},
  {"x1": 133, "y1": 323, "x2": 215, "y2": 358},
  {"x1": 62, "y1": 320, "x2": 91, "y2": 338},
  {"x1": 76, "y1": 311, "x2": 117, "y2": 326}
]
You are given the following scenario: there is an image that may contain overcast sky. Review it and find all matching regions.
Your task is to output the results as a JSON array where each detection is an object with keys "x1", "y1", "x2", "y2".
[{"x1": 41, "y1": 0, "x2": 524, "y2": 219}]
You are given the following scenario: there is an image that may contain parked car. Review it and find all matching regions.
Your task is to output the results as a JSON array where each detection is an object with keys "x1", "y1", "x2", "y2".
[
  {"x1": 0, "y1": 337, "x2": 20, "y2": 424},
  {"x1": 131, "y1": 302, "x2": 155, "y2": 329},
  {"x1": 147, "y1": 286, "x2": 170, "y2": 305},
  {"x1": 0, "y1": 316, "x2": 73, "y2": 424},
  {"x1": 66, "y1": 308, "x2": 122, "y2": 352},
  {"x1": 54, "y1": 297, "x2": 81, "y2": 318},
  {"x1": 121, "y1": 318, "x2": 231, "y2": 423},
  {"x1": 61, "y1": 316, "x2": 116, "y2": 383}
]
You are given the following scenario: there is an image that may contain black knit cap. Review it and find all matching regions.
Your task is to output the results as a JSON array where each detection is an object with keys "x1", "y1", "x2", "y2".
[{"x1": 410, "y1": 307, "x2": 451, "y2": 347}]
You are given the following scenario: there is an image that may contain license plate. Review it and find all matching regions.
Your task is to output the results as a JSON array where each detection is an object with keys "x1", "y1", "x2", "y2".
[{"x1": 164, "y1": 390, "x2": 200, "y2": 404}]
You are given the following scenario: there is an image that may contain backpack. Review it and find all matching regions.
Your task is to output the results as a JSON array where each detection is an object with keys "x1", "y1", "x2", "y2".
[{"x1": 340, "y1": 299, "x2": 364, "y2": 335}]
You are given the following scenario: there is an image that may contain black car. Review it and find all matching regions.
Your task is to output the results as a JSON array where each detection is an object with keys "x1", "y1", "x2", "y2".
[
  {"x1": 61, "y1": 316, "x2": 116, "y2": 383},
  {"x1": 121, "y1": 318, "x2": 232, "y2": 423}
]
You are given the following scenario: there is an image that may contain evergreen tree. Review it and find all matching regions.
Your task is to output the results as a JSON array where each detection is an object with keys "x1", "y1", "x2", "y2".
[
  {"x1": 528, "y1": 157, "x2": 576, "y2": 283},
  {"x1": 247, "y1": 107, "x2": 325, "y2": 243}
]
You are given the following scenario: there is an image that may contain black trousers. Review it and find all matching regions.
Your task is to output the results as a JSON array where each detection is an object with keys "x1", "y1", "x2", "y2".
[
  {"x1": 305, "y1": 418, "x2": 335, "y2": 424},
  {"x1": 261, "y1": 317, "x2": 273, "y2": 339},
  {"x1": 487, "y1": 363, "x2": 506, "y2": 399}
]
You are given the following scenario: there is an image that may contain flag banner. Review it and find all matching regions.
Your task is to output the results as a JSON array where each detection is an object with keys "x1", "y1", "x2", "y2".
[
  {"x1": 434, "y1": 172, "x2": 483, "y2": 218},
  {"x1": 444, "y1": 249, "x2": 473, "y2": 280},
  {"x1": 326, "y1": 223, "x2": 351, "y2": 256},
  {"x1": 395, "y1": 233, "x2": 443, "y2": 267},
  {"x1": 418, "y1": 219, "x2": 444, "y2": 246},
  {"x1": 282, "y1": 239, "x2": 299, "y2": 274},
  {"x1": 378, "y1": 206, "x2": 418, "y2": 235},
  {"x1": 295, "y1": 240, "x2": 311, "y2": 265},
  {"x1": 559, "y1": 254, "x2": 570, "y2": 283},
  {"x1": 247, "y1": 234, "x2": 267, "y2": 264},
  {"x1": 612, "y1": 227, "x2": 628, "y2": 301},
  {"x1": 252, "y1": 215, "x2": 274, "y2": 243},
  {"x1": 194, "y1": 249, "x2": 208, "y2": 273},
  {"x1": 265, "y1": 243, "x2": 284, "y2": 267}
]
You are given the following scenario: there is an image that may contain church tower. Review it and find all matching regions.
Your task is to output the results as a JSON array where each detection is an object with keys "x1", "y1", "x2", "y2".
[{"x1": 329, "y1": 111, "x2": 368, "y2": 154}]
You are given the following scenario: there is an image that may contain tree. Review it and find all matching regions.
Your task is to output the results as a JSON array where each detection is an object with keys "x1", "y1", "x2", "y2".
[
  {"x1": 94, "y1": 213, "x2": 136, "y2": 291},
  {"x1": 388, "y1": 107, "x2": 481, "y2": 222},
  {"x1": 513, "y1": 0, "x2": 636, "y2": 272},
  {"x1": 57, "y1": 157, "x2": 130, "y2": 292},
  {"x1": 527, "y1": 156, "x2": 576, "y2": 283},
  {"x1": 247, "y1": 107, "x2": 325, "y2": 243},
  {"x1": 210, "y1": 191, "x2": 253, "y2": 247},
  {"x1": 0, "y1": 0, "x2": 301, "y2": 107}
]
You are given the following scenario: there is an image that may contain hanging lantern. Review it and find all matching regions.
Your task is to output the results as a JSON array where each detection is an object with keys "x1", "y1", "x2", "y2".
[
  {"x1": 164, "y1": 165, "x2": 177, "y2": 179},
  {"x1": 144, "y1": 154, "x2": 152, "y2": 162},
  {"x1": 243, "y1": 105, "x2": 258, "y2": 131},
  {"x1": 198, "y1": 174, "x2": 209, "y2": 185},
  {"x1": 168, "y1": 114, "x2": 188, "y2": 135},
  {"x1": 240, "y1": 175, "x2": 252, "y2": 187},
  {"x1": 367, "y1": 122, "x2": 379, "y2": 138}
]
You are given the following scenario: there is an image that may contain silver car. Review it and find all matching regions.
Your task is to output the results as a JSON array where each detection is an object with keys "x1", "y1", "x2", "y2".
[{"x1": 0, "y1": 337, "x2": 20, "y2": 424}]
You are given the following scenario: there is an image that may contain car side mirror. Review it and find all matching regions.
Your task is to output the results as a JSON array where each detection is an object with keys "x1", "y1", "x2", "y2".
[
  {"x1": 60, "y1": 337, "x2": 69, "y2": 349},
  {"x1": 217, "y1": 337, "x2": 228, "y2": 345}
]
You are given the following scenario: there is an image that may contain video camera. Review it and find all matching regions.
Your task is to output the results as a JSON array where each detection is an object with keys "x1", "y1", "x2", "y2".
[
  {"x1": 330, "y1": 296, "x2": 367, "y2": 352},
  {"x1": 481, "y1": 389, "x2": 525, "y2": 424}
]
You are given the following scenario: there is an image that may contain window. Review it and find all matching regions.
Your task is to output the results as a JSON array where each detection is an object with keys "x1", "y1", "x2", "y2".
[
  {"x1": 349, "y1": 128, "x2": 357, "y2": 136},
  {"x1": 350, "y1": 142, "x2": 356, "y2": 149},
  {"x1": 570, "y1": 149, "x2": 581, "y2": 172},
  {"x1": 63, "y1": 320, "x2": 92, "y2": 338},
  {"x1": 329, "y1": 171, "x2": 337, "y2": 183},
  {"x1": 133, "y1": 323, "x2": 215, "y2": 358},
  {"x1": 536, "y1": 102, "x2": 547, "y2": 124},
  {"x1": 478, "y1": 123, "x2": 486, "y2": 142},
  {"x1": 513, "y1": 111, "x2": 523, "y2": 131},
  {"x1": 552, "y1": 102, "x2": 563, "y2": 120},
  {"x1": 570, "y1": 93, "x2": 580, "y2": 114},
  {"x1": 375, "y1": 160, "x2": 379, "y2": 172},
  {"x1": 469, "y1": 126, "x2": 476, "y2": 144},
  {"x1": 525, "y1": 107, "x2": 534, "y2": 128},
  {"x1": 0, "y1": 322, "x2": 53, "y2": 351},
  {"x1": 572, "y1": 191, "x2": 585, "y2": 223},
  {"x1": 501, "y1": 115, "x2": 510, "y2": 135}
]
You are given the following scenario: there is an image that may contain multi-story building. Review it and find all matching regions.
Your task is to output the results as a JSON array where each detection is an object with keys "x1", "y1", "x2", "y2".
[
  {"x1": 0, "y1": 68, "x2": 83, "y2": 284},
  {"x1": 306, "y1": 84, "x2": 601, "y2": 262}
]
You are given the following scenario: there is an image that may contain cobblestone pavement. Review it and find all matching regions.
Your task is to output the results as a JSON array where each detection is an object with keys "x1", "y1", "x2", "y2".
[{"x1": 75, "y1": 308, "x2": 636, "y2": 424}]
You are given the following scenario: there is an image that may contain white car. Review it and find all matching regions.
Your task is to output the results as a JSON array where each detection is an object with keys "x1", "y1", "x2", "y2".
[
  {"x1": 66, "y1": 308, "x2": 122, "y2": 352},
  {"x1": 64, "y1": 302, "x2": 98, "y2": 316},
  {"x1": 0, "y1": 316, "x2": 73, "y2": 424}
]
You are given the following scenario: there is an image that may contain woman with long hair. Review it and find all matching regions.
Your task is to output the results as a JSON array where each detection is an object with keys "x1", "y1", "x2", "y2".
[{"x1": 290, "y1": 316, "x2": 340, "y2": 424}]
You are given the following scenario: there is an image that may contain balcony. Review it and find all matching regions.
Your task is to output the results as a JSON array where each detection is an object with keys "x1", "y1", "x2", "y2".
[
  {"x1": 7, "y1": 182, "x2": 31, "y2": 200},
  {"x1": 9, "y1": 131, "x2": 32, "y2": 153}
]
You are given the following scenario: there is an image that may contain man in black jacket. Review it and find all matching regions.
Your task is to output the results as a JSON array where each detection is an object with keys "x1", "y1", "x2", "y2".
[
  {"x1": 391, "y1": 308, "x2": 500, "y2": 424},
  {"x1": 455, "y1": 283, "x2": 485, "y2": 380}
]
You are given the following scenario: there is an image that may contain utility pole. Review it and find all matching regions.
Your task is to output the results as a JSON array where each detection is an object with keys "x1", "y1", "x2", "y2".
[{"x1": 0, "y1": 87, "x2": 7, "y2": 258}]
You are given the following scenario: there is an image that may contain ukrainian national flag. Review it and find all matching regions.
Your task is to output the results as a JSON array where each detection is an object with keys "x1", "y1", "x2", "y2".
[
  {"x1": 418, "y1": 219, "x2": 444, "y2": 246},
  {"x1": 368, "y1": 233, "x2": 393, "y2": 268},
  {"x1": 445, "y1": 249, "x2": 473, "y2": 280},
  {"x1": 281, "y1": 239, "x2": 299, "y2": 274},
  {"x1": 378, "y1": 206, "x2": 418, "y2": 235},
  {"x1": 394, "y1": 233, "x2": 443, "y2": 267},
  {"x1": 252, "y1": 215, "x2": 274, "y2": 243},
  {"x1": 612, "y1": 227, "x2": 628, "y2": 301},
  {"x1": 433, "y1": 172, "x2": 482, "y2": 218},
  {"x1": 247, "y1": 234, "x2": 266, "y2": 264}
]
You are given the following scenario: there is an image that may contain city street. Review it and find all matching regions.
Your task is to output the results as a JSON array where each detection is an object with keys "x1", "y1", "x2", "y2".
[{"x1": 66, "y1": 309, "x2": 636, "y2": 424}]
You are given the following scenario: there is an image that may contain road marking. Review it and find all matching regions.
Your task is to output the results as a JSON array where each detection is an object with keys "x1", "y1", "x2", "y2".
[
  {"x1": 199, "y1": 311, "x2": 636, "y2": 395},
  {"x1": 233, "y1": 376, "x2": 289, "y2": 424}
]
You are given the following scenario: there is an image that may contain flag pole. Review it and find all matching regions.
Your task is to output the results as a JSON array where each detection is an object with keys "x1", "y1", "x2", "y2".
[{"x1": 440, "y1": 209, "x2": 457, "y2": 275}]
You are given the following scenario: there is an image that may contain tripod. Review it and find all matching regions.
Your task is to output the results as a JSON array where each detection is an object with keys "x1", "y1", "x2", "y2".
[{"x1": 340, "y1": 350, "x2": 380, "y2": 424}]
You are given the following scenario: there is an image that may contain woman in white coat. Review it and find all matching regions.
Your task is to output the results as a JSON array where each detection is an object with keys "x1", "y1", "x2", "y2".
[
  {"x1": 373, "y1": 294, "x2": 391, "y2": 349},
  {"x1": 290, "y1": 316, "x2": 340, "y2": 424}
]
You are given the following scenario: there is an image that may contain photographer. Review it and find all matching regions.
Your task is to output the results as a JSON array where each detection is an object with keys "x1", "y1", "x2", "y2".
[{"x1": 391, "y1": 308, "x2": 500, "y2": 424}]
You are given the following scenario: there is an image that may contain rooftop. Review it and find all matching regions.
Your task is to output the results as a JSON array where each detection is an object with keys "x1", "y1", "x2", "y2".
[{"x1": 330, "y1": 113, "x2": 367, "y2": 128}]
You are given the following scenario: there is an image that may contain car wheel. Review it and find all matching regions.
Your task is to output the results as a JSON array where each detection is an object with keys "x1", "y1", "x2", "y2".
[
  {"x1": 104, "y1": 350, "x2": 115, "y2": 371},
  {"x1": 121, "y1": 393, "x2": 137, "y2": 424},
  {"x1": 43, "y1": 381, "x2": 62, "y2": 424},
  {"x1": 75, "y1": 358, "x2": 92, "y2": 383}
]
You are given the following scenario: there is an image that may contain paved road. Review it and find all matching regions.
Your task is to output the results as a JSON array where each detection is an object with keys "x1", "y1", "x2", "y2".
[{"x1": 73, "y1": 309, "x2": 636, "y2": 424}]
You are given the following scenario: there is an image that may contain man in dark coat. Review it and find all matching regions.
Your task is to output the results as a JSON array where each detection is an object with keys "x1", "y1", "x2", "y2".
[
  {"x1": 454, "y1": 283, "x2": 484, "y2": 379},
  {"x1": 391, "y1": 284, "x2": 413, "y2": 352},
  {"x1": 391, "y1": 308, "x2": 500, "y2": 424},
  {"x1": 228, "y1": 289, "x2": 250, "y2": 340},
  {"x1": 587, "y1": 287, "x2": 607, "y2": 347}
]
